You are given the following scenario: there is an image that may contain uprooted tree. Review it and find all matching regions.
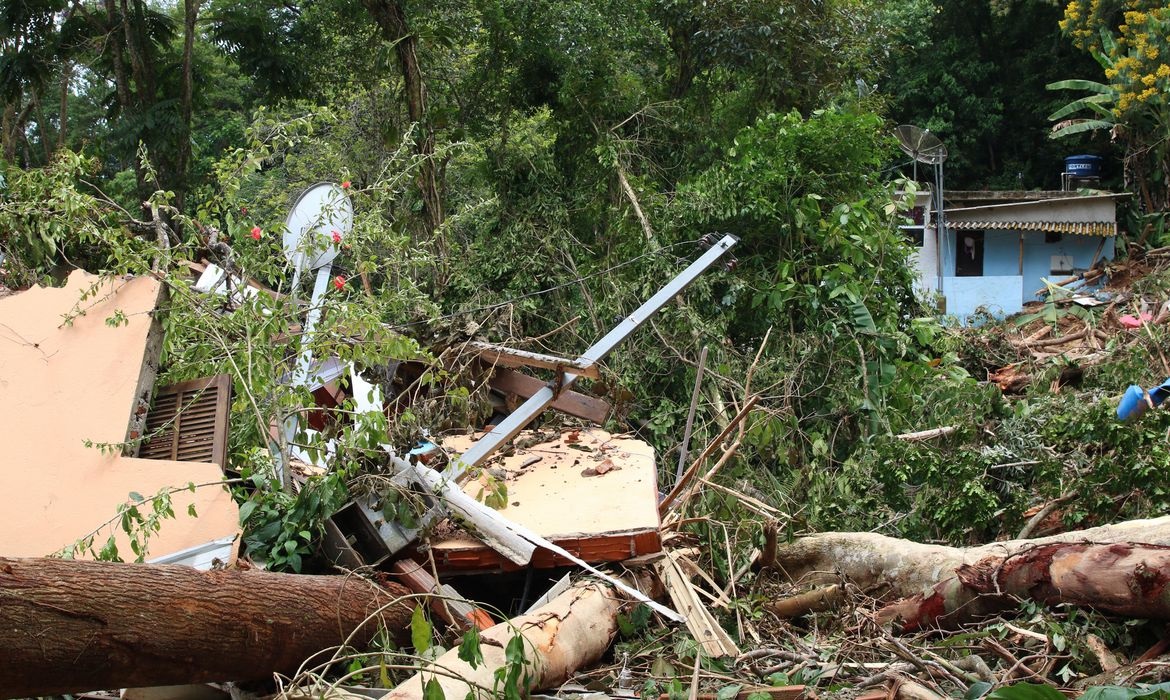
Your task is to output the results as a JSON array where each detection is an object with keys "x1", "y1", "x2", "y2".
[{"x1": 760, "y1": 515, "x2": 1170, "y2": 632}]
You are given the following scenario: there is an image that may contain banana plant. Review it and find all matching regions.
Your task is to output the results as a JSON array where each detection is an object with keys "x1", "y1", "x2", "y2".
[{"x1": 1046, "y1": 30, "x2": 1119, "y2": 139}]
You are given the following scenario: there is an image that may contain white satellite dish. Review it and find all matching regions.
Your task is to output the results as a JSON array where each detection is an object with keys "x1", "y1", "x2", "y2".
[{"x1": 282, "y1": 182, "x2": 352, "y2": 270}]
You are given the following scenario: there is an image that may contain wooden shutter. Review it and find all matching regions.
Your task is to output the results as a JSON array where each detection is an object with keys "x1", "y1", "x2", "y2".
[{"x1": 140, "y1": 375, "x2": 232, "y2": 472}]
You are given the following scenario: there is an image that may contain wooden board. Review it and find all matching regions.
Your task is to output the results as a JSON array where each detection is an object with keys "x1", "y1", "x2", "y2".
[
  {"x1": 0, "y1": 271, "x2": 239, "y2": 561},
  {"x1": 487, "y1": 367, "x2": 611, "y2": 424},
  {"x1": 421, "y1": 428, "x2": 662, "y2": 572},
  {"x1": 469, "y1": 341, "x2": 601, "y2": 379}
]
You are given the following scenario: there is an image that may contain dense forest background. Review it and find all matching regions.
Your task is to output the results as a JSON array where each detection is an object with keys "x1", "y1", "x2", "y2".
[{"x1": 3, "y1": 0, "x2": 1170, "y2": 555}]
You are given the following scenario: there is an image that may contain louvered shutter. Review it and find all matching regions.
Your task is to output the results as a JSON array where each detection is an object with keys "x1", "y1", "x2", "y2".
[{"x1": 140, "y1": 374, "x2": 232, "y2": 473}]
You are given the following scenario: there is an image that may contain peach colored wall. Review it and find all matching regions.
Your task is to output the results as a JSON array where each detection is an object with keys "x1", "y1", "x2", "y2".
[{"x1": 0, "y1": 271, "x2": 238, "y2": 559}]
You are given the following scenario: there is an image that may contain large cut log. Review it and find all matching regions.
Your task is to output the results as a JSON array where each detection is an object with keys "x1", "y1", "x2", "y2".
[
  {"x1": 766, "y1": 516, "x2": 1170, "y2": 599},
  {"x1": 878, "y1": 542, "x2": 1170, "y2": 631},
  {"x1": 0, "y1": 557, "x2": 412, "y2": 698},
  {"x1": 764, "y1": 517, "x2": 1170, "y2": 631},
  {"x1": 387, "y1": 579, "x2": 629, "y2": 699}
]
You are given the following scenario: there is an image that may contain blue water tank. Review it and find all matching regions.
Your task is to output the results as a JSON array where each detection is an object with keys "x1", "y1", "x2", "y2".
[{"x1": 1065, "y1": 154, "x2": 1103, "y2": 177}]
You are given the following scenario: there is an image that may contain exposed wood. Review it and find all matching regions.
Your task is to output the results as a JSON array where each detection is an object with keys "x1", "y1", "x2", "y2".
[
  {"x1": 767, "y1": 584, "x2": 844, "y2": 618},
  {"x1": 675, "y1": 345, "x2": 709, "y2": 484},
  {"x1": 1024, "y1": 329, "x2": 1088, "y2": 348},
  {"x1": 655, "y1": 550, "x2": 740, "y2": 657},
  {"x1": 765, "y1": 516, "x2": 1170, "y2": 601},
  {"x1": 469, "y1": 340, "x2": 600, "y2": 379},
  {"x1": 894, "y1": 426, "x2": 956, "y2": 441},
  {"x1": 659, "y1": 395, "x2": 759, "y2": 515},
  {"x1": 488, "y1": 367, "x2": 611, "y2": 424},
  {"x1": 0, "y1": 556, "x2": 412, "y2": 697},
  {"x1": 386, "y1": 580, "x2": 632, "y2": 699},
  {"x1": 878, "y1": 541, "x2": 1170, "y2": 631},
  {"x1": 1086, "y1": 633, "x2": 1122, "y2": 672}
]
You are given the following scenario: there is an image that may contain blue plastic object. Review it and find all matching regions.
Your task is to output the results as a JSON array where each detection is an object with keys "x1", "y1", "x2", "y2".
[
  {"x1": 1065, "y1": 154, "x2": 1103, "y2": 177},
  {"x1": 1117, "y1": 378, "x2": 1170, "y2": 420},
  {"x1": 1118, "y1": 385, "x2": 1147, "y2": 421}
]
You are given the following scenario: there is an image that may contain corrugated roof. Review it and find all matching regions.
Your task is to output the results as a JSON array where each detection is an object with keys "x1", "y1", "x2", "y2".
[{"x1": 949, "y1": 220, "x2": 1116, "y2": 236}]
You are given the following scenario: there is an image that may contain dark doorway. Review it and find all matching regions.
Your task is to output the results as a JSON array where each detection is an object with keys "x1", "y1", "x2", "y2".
[{"x1": 956, "y1": 231, "x2": 984, "y2": 277}]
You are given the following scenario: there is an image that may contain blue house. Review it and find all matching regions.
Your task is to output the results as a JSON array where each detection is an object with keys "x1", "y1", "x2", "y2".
[{"x1": 909, "y1": 192, "x2": 1125, "y2": 319}]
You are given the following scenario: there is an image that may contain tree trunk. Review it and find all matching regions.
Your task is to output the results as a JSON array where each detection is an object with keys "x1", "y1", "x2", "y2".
[
  {"x1": 0, "y1": 557, "x2": 412, "y2": 698},
  {"x1": 879, "y1": 541, "x2": 1170, "y2": 632},
  {"x1": 387, "y1": 580, "x2": 627, "y2": 699},
  {"x1": 361, "y1": 0, "x2": 445, "y2": 245},
  {"x1": 58, "y1": 58, "x2": 72, "y2": 151},
  {"x1": 765, "y1": 516, "x2": 1170, "y2": 631},
  {"x1": 175, "y1": 0, "x2": 201, "y2": 213}
]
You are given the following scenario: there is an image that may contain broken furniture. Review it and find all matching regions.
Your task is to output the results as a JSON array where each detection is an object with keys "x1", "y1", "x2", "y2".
[{"x1": 0, "y1": 271, "x2": 239, "y2": 564}]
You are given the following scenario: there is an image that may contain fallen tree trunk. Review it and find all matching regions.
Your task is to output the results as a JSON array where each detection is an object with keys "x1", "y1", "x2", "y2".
[
  {"x1": 0, "y1": 557, "x2": 412, "y2": 698},
  {"x1": 878, "y1": 541, "x2": 1170, "y2": 631},
  {"x1": 763, "y1": 516, "x2": 1170, "y2": 630},
  {"x1": 387, "y1": 579, "x2": 628, "y2": 699}
]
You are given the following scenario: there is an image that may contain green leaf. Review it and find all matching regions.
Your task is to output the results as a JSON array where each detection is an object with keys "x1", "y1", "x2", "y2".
[
  {"x1": 1080, "y1": 682, "x2": 1170, "y2": 700},
  {"x1": 848, "y1": 299, "x2": 877, "y2": 334},
  {"x1": 411, "y1": 605, "x2": 432, "y2": 655},
  {"x1": 965, "y1": 681, "x2": 993, "y2": 699},
  {"x1": 237, "y1": 500, "x2": 258, "y2": 524},
  {"x1": 987, "y1": 683, "x2": 1067, "y2": 700},
  {"x1": 423, "y1": 677, "x2": 445, "y2": 700},
  {"x1": 458, "y1": 626, "x2": 483, "y2": 669},
  {"x1": 716, "y1": 684, "x2": 742, "y2": 700},
  {"x1": 128, "y1": 491, "x2": 145, "y2": 503}
]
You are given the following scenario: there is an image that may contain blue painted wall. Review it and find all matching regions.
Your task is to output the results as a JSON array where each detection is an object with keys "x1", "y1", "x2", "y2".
[{"x1": 940, "y1": 228, "x2": 1114, "y2": 312}]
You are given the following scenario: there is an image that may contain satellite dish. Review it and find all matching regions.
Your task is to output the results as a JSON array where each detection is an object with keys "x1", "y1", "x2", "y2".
[
  {"x1": 894, "y1": 125, "x2": 948, "y2": 165},
  {"x1": 282, "y1": 182, "x2": 353, "y2": 270}
]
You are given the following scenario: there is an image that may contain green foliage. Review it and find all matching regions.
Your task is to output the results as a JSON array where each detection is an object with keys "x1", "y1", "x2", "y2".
[
  {"x1": 987, "y1": 684, "x2": 1067, "y2": 700},
  {"x1": 238, "y1": 470, "x2": 348, "y2": 572},
  {"x1": 0, "y1": 150, "x2": 146, "y2": 284}
]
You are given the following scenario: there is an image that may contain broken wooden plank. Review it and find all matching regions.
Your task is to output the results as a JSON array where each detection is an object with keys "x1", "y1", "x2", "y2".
[
  {"x1": 655, "y1": 549, "x2": 740, "y2": 658},
  {"x1": 469, "y1": 340, "x2": 600, "y2": 379},
  {"x1": 894, "y1": 426, "x2": 956, "y2": 442},
  {"x1": 487, "y1": 367, "x2": 611, "y2": 424},
  {"x1": 389, "y1": 559, "x2": 493, "y2": 632}
]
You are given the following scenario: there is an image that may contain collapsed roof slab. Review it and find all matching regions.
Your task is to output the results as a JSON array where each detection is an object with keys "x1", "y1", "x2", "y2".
[
  {"x1": 420, "y1": 427, "x2": 663, "y2": 573},
  {"x1": 0, "y1": 270, "x2": 238, "y2": 561}
]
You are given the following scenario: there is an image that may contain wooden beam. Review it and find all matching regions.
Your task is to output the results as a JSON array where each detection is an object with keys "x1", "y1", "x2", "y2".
[
  {"x1": 469, "y1": 341, "x2": 600, "y2": 379},
  {"x1": 487, "y1": 367, "x2": 611, "y2": 424},
  {"x1": 388, "y1": 559, "x2": 493, "y2": 632}
]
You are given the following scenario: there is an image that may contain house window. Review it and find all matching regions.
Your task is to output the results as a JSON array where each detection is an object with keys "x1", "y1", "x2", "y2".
[
  {"x1": 901, "y1": 226, "x2": 925, "y2": 247},
  {"x1": 1051, "y1": 255, "x2": 1074, "y2": 275},
  {"x1": 1045, "y1": 231, "x2": 1063, "y2": 243},
  {"x1": 956, "y1": 231, "x2": 984, "y2": 277}
]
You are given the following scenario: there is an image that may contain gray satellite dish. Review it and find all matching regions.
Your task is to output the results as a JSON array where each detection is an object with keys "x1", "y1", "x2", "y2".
[
  {"x1": 282, "y1": 182, "x2": 352, "y2": 271},
  {"x1": 894, "y1": 124, "x2": 948, "y2": 165}
]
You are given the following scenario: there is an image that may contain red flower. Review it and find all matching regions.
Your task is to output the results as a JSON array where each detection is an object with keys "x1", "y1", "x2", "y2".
[
  {"x1": 333, "y1": 275, "x2": 346, "y2": 290},
  {"x1": 240, "y1": 206, "x2": 248, "y2": 215},
  {"x1": 250, "y1": 226, "x2": 262, "y2": 240},
  {"x1": 340, "y1": 180, "x2": 351, "y2": 190},
  {"x1": 331, "y1": 230, "x2": 342, "y2": 244}
]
